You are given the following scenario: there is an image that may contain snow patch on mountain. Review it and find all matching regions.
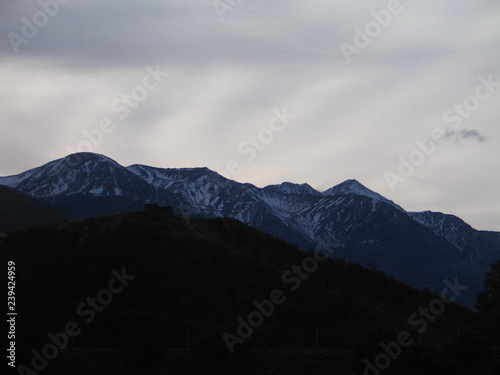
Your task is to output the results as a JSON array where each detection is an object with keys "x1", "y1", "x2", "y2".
[
  {"x1": 408, "y1": 211, "x2": 474, "y2": 251},
  {"x1": 323, "y1": 179, "x2": 404, "y2": 211}
]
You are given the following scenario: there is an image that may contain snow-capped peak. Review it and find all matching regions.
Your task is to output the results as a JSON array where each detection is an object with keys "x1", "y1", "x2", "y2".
[
  {"x1": 323, "y1": 179, "x2": 404, "y2": 211},
  {"x1": 0, "y1": 153, "x2": 148, "y2": 198}
]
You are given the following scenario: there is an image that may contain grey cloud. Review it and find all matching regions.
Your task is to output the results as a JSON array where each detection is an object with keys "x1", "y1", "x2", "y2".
[{"x1": 437, "y1": 128, "x2": 488, "y2": 145}]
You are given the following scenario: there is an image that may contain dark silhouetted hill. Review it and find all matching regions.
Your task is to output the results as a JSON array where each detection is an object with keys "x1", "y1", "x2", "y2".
[
  {"x1": 0, "y1": 185, "x2": 73, "y2": 233},
  {"x1": 1, "y1": 210, "x2": 499, "y2": 374}
]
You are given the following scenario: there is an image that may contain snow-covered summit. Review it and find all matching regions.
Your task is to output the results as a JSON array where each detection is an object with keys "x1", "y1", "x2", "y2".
[
  {"x1": 323, "y1": 179, "x2": 404, "y2": 211},
  {"x1": 0, "y1": 153, "x2": 150, "y2": 198}
]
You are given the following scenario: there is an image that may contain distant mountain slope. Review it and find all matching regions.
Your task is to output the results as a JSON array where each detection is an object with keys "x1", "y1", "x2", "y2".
[
  {"x1": 0, "y1": 153, "x2": 156, "y2": 218},
  {"x1": 409, "y1": 210, "x2": 500, "y2": 265},
  {"x1": 1, "y1": 152, "x2": 498, "y2": 308},
  {"x1": 263, "y1": 181, "x2": 323, "y2": 196},
  {"x1": 0, "y1": 185, "x2": 73, "y2": 233}
]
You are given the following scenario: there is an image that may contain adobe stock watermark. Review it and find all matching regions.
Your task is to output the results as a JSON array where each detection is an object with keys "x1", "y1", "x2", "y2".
[
  {"x1": 222, "y1": 237, "x2": 340, "y2": 353},
  {"x1": 176, "y1": 106, "x2": 295, "y2": 224},
  {"x1": 360, "y1": 278, "x2": 467, "y2": 375},
  {"x1": 223, "y1": 107, "x2": 296, "y2": 179},
  {"x1": 384, "y1": 74, "x2": 499, "y2": 191},
  {"x1": 213, "y1": 0, "x2": 243, "y2": 21},
  {"x1": 8, "y1": 0, "x2": 71, "y2": 54},
  {"x1": 65, "y1": 65, "x2": 169, "y2": 155},
  {"x1": 176, "y1": 107, "x2": 295, "y2": 224},
  {"x1": 339, "y1": 0, "x2": 403, "y2": 63},
  {"x1": 16, "y1": 268, "x2": 135, "y2": 375},
  {"x1": 176, "y1": 168, "x2": 234, "y2": 225}
]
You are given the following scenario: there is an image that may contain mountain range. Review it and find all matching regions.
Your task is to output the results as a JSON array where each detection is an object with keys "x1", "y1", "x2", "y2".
[{"x1": 1, "y1": 152, "x2": 499, "y2": 308}]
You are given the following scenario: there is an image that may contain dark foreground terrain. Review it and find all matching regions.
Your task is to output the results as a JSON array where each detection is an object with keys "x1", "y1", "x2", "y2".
[{"x1": 2, "y1": 210, "x2": 499, "y2": 374}]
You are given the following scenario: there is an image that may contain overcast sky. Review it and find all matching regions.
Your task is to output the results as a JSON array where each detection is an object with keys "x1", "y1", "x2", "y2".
[{"x1": 1, "y1": 0, "x2": 499, "y2": 230}]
